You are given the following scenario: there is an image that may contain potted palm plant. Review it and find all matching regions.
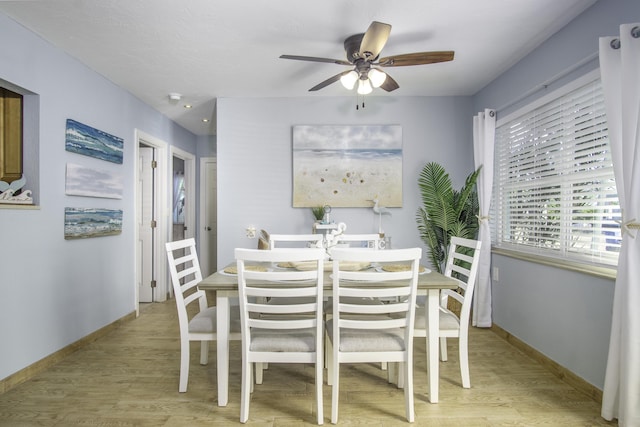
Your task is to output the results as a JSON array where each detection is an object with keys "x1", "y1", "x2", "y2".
[
  {"x1": 311, "y1": 206, "x2": 325, "y2": 222},
  {"x1": 415, "y1": 162, "x2": 481, "y2": 274}
]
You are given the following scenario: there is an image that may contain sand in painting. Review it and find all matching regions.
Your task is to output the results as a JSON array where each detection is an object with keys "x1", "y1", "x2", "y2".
[{"x1": 293, "y1": 149, "x2": 402, "y2": 207}]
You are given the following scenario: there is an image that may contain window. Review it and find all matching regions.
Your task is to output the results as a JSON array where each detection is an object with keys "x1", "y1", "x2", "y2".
[
  {"x1": 492, "y1": 74, "x2": 620, "y2": 267},
  {"x1": 0, "y1": 86, "x2": 23, "y2": 183},
  {"x1": 0, "y1": 80, "x2": 39, "y2": 206}
]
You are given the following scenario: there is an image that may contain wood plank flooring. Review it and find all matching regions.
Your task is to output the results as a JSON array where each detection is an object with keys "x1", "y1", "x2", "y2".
[{"x1": 0, "y1": 301, "x2": 615, "y2": 426}]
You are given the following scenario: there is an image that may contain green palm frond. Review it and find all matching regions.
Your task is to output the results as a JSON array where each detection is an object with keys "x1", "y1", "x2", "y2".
[
  {"x1": 416, "y1": 208, "x2": 444, "y2": 270},
  {"x1": 415, "y1": 162, "x2": 481, "y2": 273}
]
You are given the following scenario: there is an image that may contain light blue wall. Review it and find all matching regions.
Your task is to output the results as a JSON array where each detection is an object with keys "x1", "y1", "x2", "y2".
[
  {"x1": 216, "y1": 96, "x2": 474, "y2": 268},
  {"x1": 0, "y1": 12, "x2": 198, "y2": 380},
  {"x1": 473, "y1": 0, "x2": 640, "y2": 389}
]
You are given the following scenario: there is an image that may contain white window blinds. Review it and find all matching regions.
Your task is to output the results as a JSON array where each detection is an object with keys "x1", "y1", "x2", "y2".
[{"x1": 493, "y1": 77, "x2": 620, "y2": 266}]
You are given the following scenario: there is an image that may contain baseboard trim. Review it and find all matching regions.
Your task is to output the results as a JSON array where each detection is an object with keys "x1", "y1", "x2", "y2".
[
  {"x1": 1, "y1": 311, "x2": 137, "y2": 394},
  {"x1": 491, "y1": 323, "x2": 603, "y2": 404}
]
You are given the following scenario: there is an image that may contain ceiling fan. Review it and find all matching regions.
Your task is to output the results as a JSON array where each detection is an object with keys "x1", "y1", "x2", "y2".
[{"x1": 280, "y1": 21, "x2": 454, "y2": 94}]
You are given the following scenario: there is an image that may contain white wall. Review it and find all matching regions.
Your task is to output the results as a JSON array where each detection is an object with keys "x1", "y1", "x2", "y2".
[
  {"x1": 216, "y1": 96, "x2": 474, "y2": 268},
  {"x1": 0, "y1": 12, "x2": 198, "y2": 380}
]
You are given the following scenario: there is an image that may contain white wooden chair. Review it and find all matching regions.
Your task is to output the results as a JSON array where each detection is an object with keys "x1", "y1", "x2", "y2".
[
  {"x1": 413, "y1": 236, "x2": 482, "y2": 389},
  {"x1": 259, "y1": 233, "x2": 325, "y2": 377},
  {"x1": 165, "y1": 238, "x2": 241, "y2": 392},
  {"x1": 322, "y1": 234, "x2": 387, "y2": 369},
  {"x1": 263, "y1": 233, "x2": 324, "y2": 308},
  {"x1": 235, "y1": 247, "x2": 325, "y2": 425},
  {"x1": 326, "y1": 247, "x2": 422, "y2": 424},
  {"x1": 324, "y1": 233, "x2": 385, "y2": 311}
]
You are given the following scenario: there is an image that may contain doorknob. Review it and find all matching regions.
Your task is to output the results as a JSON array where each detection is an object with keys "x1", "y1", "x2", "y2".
[{"x1": 205, "y1": 226, "x2": 212, "y2": 231}]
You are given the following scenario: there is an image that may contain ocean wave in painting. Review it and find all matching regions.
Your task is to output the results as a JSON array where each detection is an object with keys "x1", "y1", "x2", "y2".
[
  {"x1": 64, "y1": 207, "x2": 123, "y2": 239},
  {"x1": 65, "y1": 119, "x2": 124, "y2": 164}
]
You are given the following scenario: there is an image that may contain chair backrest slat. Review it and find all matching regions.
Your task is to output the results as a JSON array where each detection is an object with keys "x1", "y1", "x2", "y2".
[
  {"x1": 268, "y1": 234, "x2": 323, "y2": 249},
  {"x1": 332, "y1": 233, "x2": 381, "y2": 249}
]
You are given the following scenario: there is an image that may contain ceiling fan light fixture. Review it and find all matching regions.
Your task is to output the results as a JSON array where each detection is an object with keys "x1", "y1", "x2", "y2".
[
  {"x1": 357, "y1": 78, "x2": 373, "y2": 95},
  {"x1": 368, "y1": 68, "x2": 387, "y2": 88},
  {"x1": 340, "y1": 70, "x2": 359, "y2": 90}
]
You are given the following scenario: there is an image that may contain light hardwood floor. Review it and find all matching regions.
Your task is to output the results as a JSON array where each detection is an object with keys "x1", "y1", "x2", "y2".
[{"x1": 0, "y1": 301, "x2": 614, "y2": 426}]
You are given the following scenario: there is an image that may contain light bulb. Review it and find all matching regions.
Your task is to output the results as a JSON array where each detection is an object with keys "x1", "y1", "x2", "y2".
[
  {"x1": 368, "y1": 68, "x2": 387, "y2": 88},
  {"x1": 357, "y1": 78, "x2": 373, "y2": 95},
  {"x1": 340, "y1": 71, "x2": 358, "y2": 90}
]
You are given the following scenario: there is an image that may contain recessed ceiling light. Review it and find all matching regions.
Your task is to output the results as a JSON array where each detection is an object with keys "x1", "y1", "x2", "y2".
[
  {"x1": 202, "y1": 118, "x2": 209, "y2": 123},
  {"x1": 184, "y1": 104, "x2": 192, "y2": 109}
]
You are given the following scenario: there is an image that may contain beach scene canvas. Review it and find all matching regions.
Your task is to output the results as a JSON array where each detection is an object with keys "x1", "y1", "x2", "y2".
[
  {"x1": 293, "y1": 125, "x2": 402, "y2": 207},
  {"x1": 64, "y1": 208, "x2": 123, "y2": 239},
  {"x1": 65, "y1": 119, "x2": 124, "y2": 164},
  {"x1": 65, "y1": 163, "x2": 123, "y2": 199}
]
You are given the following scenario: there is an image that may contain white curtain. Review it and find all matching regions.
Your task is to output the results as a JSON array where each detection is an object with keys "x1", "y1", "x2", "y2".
[
  {"x1": 599, "y1": 24, "x2": 640, "y2": 426},
  {"x1": 472, "y1": 109, "x2": 496, "y2": 327}
]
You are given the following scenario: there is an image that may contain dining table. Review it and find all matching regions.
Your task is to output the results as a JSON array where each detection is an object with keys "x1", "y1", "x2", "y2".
[{"x1": 198, "y1": 261, "x2": 458, "y2": 406}]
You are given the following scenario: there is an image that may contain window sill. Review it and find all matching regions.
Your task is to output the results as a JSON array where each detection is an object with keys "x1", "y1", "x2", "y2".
[{"x1": 491, "y1": 247, "x2": 617, "y2": 280}]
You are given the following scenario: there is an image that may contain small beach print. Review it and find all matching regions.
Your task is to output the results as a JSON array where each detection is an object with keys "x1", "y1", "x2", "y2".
[
  {"x1": 65, "y1": 119, "x2": 124, "y2": 164},
  {"x1": 64, "y1": 207, "x2": 123, "y2": 239},
  {"x1": 292, "y1": 125, "x2": 402, "y2": 207}
]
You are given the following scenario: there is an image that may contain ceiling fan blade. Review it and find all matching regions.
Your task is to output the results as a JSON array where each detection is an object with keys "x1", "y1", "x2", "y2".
[
  {"x1": 280, "y1": 54, "x2": 351, "y2": 66},
  {"x1": 359, "y1": 21, "x2": 391, "y2": 60},
  {"x1": 377, "y1": 51, "x2": 455, "y2": 67},
  {"x1": 309, "y1": 71, "x2": 351, "y2": 91},
  {"x1": 380, "y1": 73, "x2": 399, "y2": 92}
]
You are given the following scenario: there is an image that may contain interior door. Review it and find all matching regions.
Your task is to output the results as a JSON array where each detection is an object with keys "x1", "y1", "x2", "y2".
[
  {"x1": 138, "y1": 146, "x2": 154, "y2": 302},
  {"x1": 201, "y1": 158, "x2": 217, "y2": 276},
  {"x1": 172, "y1": 157, "x2": 186, "y2": 242}
]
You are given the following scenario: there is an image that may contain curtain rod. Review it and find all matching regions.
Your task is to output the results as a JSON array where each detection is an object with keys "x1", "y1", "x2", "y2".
[{"x1": 496, "y1": 51, "x2": 599, "y2": 112}]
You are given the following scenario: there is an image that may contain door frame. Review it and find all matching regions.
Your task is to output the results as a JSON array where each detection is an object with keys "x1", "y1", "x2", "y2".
[{"x1": 134, "y1": 130, "x2": 169, "y2": 313}]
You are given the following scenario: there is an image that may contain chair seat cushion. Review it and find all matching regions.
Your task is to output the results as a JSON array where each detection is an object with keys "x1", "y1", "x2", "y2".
[
  {"x1": 414, "y1": 308, "x2": 460, "y2": 331},
  {"x1": 249, "y1": 328, "x2": 317, "y2": 352},
  {"x1": 326, "y1": 320, "x2": 406, "y2": 352},
  {"x1": 189, "y1": 305, "x2": 241, "y2": 333}
]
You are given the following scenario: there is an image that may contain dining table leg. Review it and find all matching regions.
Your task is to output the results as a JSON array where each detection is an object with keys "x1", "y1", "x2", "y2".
[
  {"x1": 426, "y1": 288, "x2": 440, "y2": 403},
  {"x1": 216, "y1": 292, "x2": 230, "y2": 406}
]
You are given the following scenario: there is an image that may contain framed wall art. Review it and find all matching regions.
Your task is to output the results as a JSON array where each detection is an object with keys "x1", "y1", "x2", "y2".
[
  {"x1": 64, "y1": 207, "x2": 123, "y2": 239},
  {"x1": 292, "y1": 124, "x2": 402, "y2": 208},
  {"x1": 65, "y1": 163, "x2": 123, "y2": 199},
  {"x1": 65, "y1": 119, "x2": 124, "y2": 164}
]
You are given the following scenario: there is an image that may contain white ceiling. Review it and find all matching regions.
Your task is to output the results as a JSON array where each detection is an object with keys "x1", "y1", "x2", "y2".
[{"x1": 0, "y1": 0, "x2": 597, "y2": 136}]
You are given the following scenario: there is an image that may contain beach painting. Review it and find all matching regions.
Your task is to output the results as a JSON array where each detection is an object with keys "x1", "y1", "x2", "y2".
[
  {"x1": 65, "y1": 119, "x2": 124, "y2": 164},
  {"x1": 292, "y1": 125, "x2": 402, "y2": 207},
  {"x1": 64, "y1": 207, "x2": 123, "y2": 239},
  {"x1": 65, "y1": 163, "x2": 123, "y2": 199}
]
